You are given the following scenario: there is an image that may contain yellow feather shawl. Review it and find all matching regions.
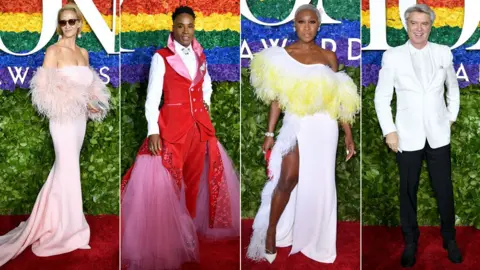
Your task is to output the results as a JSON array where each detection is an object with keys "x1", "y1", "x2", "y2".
[{"x1": 250, "y1": 46, "x2": 360, "y2": 123}]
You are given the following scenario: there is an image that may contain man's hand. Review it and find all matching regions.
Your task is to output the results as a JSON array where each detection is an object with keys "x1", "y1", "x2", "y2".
[
  {"x1": 148, "y1": 134, "x2": 162, "y2": 156},
  {"x1": 385, "y1": 132, "x2": 399, "y2": 153}
]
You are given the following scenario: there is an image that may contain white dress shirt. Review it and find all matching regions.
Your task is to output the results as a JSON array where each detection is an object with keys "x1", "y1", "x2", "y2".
[
  {"x1": 145, "y1": 40, "x2": 213, "y2": 136},
  {"x1": 408, "y1": 42, "x2": 433, "y2": 90}
]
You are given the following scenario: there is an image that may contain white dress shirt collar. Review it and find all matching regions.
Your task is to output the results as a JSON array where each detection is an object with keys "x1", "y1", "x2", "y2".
[
  {"x1": 172, "y1": 39, "x2": 197, "y2": 79},
  {"x1": 407, "y1": 41, "x2": 432, "y2": 89},
  {"x1": 408, "y1": 40, "x2": 429, "y2": 54},
  {"x1": 173, "y1": 39, "x2": 194, "y2": 55}
]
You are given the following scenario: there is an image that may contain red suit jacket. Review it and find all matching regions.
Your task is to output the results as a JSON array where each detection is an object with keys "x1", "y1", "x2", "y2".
[{"x1": 157, "y1": 42, "x2": 215, "y2": 144}]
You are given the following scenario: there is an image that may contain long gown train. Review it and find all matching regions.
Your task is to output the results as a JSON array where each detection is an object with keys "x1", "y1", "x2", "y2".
[{"x1": 121, "y1": 141, "x2": 240, "y2": 270}]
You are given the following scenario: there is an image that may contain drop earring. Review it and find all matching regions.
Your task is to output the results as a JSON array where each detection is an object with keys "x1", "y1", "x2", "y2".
[{"x1": 78, "y1": 32, "x2": 82, "y2": 38}]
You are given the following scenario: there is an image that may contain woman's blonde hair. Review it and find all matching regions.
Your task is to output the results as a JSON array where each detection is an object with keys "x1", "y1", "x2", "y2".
[{"x1": 56, "y1": 1, "x2": 84, "y2": 36}]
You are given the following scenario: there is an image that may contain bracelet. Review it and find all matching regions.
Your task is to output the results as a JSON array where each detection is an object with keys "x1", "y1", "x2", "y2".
[{"x1": 265, "y1": 132, "x2": 274, "y2": 137}]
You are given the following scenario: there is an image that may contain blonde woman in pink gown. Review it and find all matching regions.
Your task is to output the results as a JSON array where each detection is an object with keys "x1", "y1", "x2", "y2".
[{"x1": 0, "y1": 2, "x2": 110, "y2": 266}]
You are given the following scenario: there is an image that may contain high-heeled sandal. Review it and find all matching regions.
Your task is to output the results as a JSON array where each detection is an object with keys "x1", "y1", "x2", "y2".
[{"x1": 264, "y1": 248, "x2": 277, "y2": 264}]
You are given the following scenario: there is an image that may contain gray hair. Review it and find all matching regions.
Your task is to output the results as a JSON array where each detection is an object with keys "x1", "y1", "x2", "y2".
[
  {"x1": 295, "y1": 4, "x2": 322, "y2": 23},
  {"x1": 404, "y1": 4, "x2": 435, "y2": 23}
]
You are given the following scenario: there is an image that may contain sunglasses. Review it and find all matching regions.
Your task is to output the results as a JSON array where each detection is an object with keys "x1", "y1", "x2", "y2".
[{"x1": 58, "y1": 19, "x2": 79, "y2": 27}]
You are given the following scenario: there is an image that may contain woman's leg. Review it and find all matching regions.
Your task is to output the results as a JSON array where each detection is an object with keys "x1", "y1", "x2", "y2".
[{"x1": 265, "y1": 144, "x2": 300, "y2": 253}]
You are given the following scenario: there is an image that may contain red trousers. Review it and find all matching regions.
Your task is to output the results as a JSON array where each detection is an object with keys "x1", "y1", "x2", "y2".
[{"x1": 164, "y1": 124, "x2": 206, "y2": 218}]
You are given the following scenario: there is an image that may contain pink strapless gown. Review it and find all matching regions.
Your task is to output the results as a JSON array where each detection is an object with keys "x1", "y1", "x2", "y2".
[{"x1": 0, "y1": 66, "x2": 93, "y2": 266}]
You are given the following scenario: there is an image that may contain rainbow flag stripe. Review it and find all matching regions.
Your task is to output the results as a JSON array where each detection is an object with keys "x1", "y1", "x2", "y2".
[
  {"x1": 241, "y1": 0, "x2": 360, "y2": 68},
  {"x1": 120, "y1": 0, "x2": 240, "y2": 83},
  {"x1": 0, "y1": 0, "x2": 240, "y2": 90},
  {"x1": 362, "y1": 0, "x2": 480, "y2": 88},
  {"x1": 0, "y1": 0, "x2": 120, "y2": 90}
]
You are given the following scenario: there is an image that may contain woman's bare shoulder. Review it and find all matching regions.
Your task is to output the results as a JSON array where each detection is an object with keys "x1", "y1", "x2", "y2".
[
  {"x1": 79, "y1": 47, "x2": 89, "y2": 58},
  {"x1": 314, "y1": 46, "x2": 335, "y2": 57},
  {"x1": 45, "y1": 44, "x2": 61, "y2": 56},
  {"x1": 284, "y1": 44, "x2": 295, "y2": 53}
]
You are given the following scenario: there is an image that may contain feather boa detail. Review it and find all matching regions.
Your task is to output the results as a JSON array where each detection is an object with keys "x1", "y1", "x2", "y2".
[
  {"x1": 88, "y1": 70, "x2": 111, "y2": 121},
  {"x1": 246, "y1": 114, "x2": 300, "y2": 261},
  {"x1": 250, "y1": 46, "x2": 360, "y2": 123},
  {"x1": 29, "y1": 67, "x2": 110, "y2": 122}
]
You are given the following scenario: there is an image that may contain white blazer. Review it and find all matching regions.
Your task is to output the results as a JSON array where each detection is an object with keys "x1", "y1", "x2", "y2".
[{"x1": 374, "y1": 41, "x2": 460, "y2": 151}]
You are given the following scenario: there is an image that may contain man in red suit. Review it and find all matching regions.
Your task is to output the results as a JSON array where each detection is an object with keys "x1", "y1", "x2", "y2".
[
  {"x1": 121, "y1": 6, "x2": 239, "y2": 269},
  {"x1": 122, "y1": 6, "x2": 231, "y2": 229}
]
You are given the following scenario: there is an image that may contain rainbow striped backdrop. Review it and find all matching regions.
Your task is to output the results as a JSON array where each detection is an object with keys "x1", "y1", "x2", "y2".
[
  {"x1": 120, "y1": 0, "x2": 240, "y2": 84},
  {"x1": 241, "y1": 0, "x2": 360, "y2": 68},
  {"x1": 0, "y1": 0, "x2": 240, "y2": 91},
  {"x1": 0, "y1": 0, "x2": 120, "y2": 90},
  {"x1": 362, "y1": 0, "x2": 480, "y2": 88}
]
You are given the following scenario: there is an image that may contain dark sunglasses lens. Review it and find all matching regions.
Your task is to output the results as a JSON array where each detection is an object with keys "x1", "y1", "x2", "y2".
[
  {"x1": 68, "y1": 19, "x2": 77, "y2": 26},
  {"x1": 58, "y1": 20, "x2": 67, "y2": 26}
]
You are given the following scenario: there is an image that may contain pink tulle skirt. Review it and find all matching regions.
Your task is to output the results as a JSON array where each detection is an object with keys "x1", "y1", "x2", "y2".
[{"x1": 121, "y1": 142, "x2": 239, "y2": 270}]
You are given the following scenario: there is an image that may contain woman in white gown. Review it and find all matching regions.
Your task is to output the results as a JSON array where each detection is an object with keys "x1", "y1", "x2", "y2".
[
  {"x1": 0, "y1": 2, "x2": 110, "y2": 266},
  {"x1": 246, "y1": 4, "x2": 360, "y2": 264}
]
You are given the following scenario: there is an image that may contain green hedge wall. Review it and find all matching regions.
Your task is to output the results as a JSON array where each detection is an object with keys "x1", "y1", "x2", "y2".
[
  {"x1": 241, "y1": 67, "x2": 361, "y2": 220},
  {"x1": 121, "y1": 82, "x2": 240, "y2": 175},
  {"x1": 0, "y1": 87, "x2": 120, "y2": 215},
  {"x1": 362, "y1": 85, "x2": 480, "y2": 228}
]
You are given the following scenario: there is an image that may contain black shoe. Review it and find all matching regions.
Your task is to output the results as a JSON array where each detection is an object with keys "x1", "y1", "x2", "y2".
[
  {"x1": 401, "y1": 243, "x2": 417, "y2": 268},
  {"x1": 443, "y1": 240, "x2": 463, "y2": 263}
]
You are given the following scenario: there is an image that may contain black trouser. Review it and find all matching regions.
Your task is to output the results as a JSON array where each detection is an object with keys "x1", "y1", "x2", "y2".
[{"x1": 397, "y1": 141, "x2": 455, "y2": 244}]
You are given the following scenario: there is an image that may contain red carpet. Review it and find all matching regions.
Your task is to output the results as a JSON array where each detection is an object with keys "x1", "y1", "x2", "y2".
[
  {"x1": 119, "y1": 235, "x2": 240, "y2": 270},
  {"x1": 363, "y1": 226, "x2": 480, "y2": 269},
  {"x1": 181, "y1": 237, "x2": 240, "y2": 270},
  {"x1": 241, "y1": 219, "x2": 360, "y2": 270},
  {"x1": 0, "y1": 215, "x2": 119, "y2": 270}
]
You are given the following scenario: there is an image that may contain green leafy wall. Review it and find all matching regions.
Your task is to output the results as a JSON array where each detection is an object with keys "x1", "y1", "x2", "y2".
[
  {"x1": 0, "y1": 87, "x2": 120, "y2": 215},
  {"x1": 241, "y1": 68, "x2": 361, "y2": 220}
]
